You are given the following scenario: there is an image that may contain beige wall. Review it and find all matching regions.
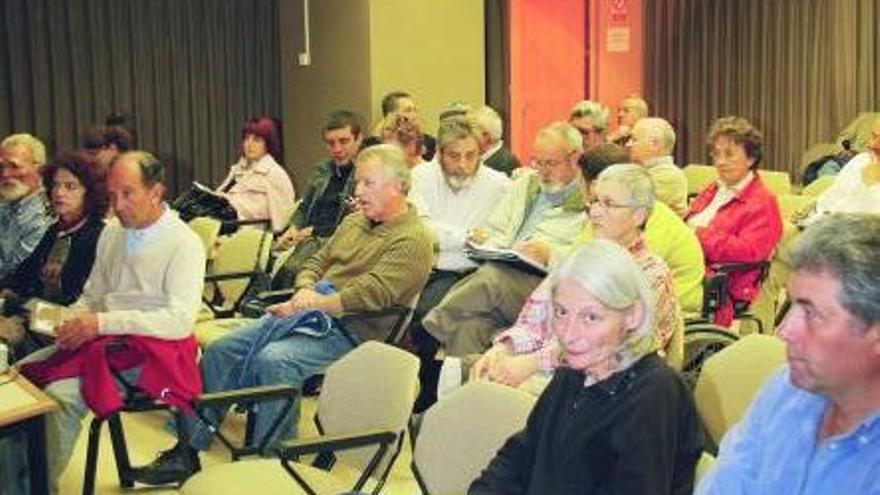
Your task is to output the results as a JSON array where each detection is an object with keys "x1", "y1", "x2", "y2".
[
  {"x1": 369, "y1": 0, "x2": 485, "y2": 136},
  {"x1": 280, "y1": 0, "x2": 373, "y2": 194},
  {"x1": 280, "y1": 0, "x2": 485, "y2": 192}
]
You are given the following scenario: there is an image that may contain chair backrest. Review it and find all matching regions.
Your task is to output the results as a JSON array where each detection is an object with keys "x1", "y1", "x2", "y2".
[
  {"x1": 413, "y1": 380, "x2": 536, "y2": 495},
  {"x1": 683, "y1": 164, "x2": 718, "y2": 197},
  {"x1": 204, "y1": 226, "x2": 272, "y2": 313},
  {"x1": 776, "y1": 193, "x2": 814, "y2": 222},
  {"x1": 759, "y1": 170, "x2": 792, "y2": 196},
  {"x1": 695, "y1": 452, "x2": 716, "y2": 484},
  {"x1": 316, "y1": 341, "x2": 420, "y2": 475},
  {"x1": 694, "y1": 334, "x2": 786, "y2": 445},
  {"x1": 188, "y1": 217, "x2": 222, "y2": 257},
  {"x1": 800, "y1": 174, "x2": 835, "y2": 197}
]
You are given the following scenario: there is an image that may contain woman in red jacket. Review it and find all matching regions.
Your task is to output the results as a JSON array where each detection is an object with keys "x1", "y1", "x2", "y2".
[{"x1": 686, "y1": 117, "x2": 782, "y2": 326}]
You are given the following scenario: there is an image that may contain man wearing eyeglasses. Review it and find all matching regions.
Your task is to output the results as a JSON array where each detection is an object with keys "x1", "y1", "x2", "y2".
[
  {"x1": 629, "y1": 117, "x2": 689, "y2": 217},
  {"x1": 569, "y1": 100, "x2": 610, "y2": 151},
  {"x1": 421, "y1": 121, "x2": 585, "y2": 361},
  {"x1": 0, "y1": 133, "x2": 53, "y2": 282}
]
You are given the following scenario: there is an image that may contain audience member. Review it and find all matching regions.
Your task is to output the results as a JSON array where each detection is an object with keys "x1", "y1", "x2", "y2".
[
  {"x1": 606, "y1": 94, "x2": 649, "y2": 146},
  {"x1": 215, "y1": 117, "x2": 296, "y2": 233},
  {"x1": 273, "y1": 111, "x2": 364, "y2": 288},
  {"x1": 0, "y1": 151, "x2": 107, "y2": 358},
  {"x1": 469, "y1": 240, "x2": 704, "y2": 495},
  {"x1": 381, "y1": 113, "x2": 426, "y2": 168},
  {"x1": 629, "y1": 117, "x2": 689, "y2": 216},
  {"x1": 422, "y1": 121, "x2": 585, "y2": 357},
  {"x1": 697, "y1": 214, "x2": 880, "y2": 494},
  {"x1": 686, "y1": 116, "x2": 782, "y2": 326},
  {"x1": 470, "y1": 105, "x2": 521, "y2": 176},
  {"x1": 374, "y1": 90, "x2": 436, "y2": 160},
  {"x1": 472, "y1": 164, "x2": 685, "y2": 391},
  {"x1": 408, "y1": 116, "x2": 511, "y2": 410},
  {"x1": 80, "y1": 124, "x2": 135, "y2": 172},
  {"x1": 808, "y1": 116, "x2": 880, "y2": 219},
  {"x1": 0, "y1": 133, "x2": 53, "y2": 281},
  {"x1": 568, "y1": 100, "x2": 610, "y2": 151},
  {"x1": 8, "y1": 151, "x2": 205, "y2": 493},
  {"x1": 134, "y1": 144, "x2": 435, "y2": 485}
]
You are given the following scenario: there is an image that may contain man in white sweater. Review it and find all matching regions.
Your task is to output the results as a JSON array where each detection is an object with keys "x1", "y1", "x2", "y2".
[
  {"x1": 408, "y1": 116, "x2": 510, "y2": 410},
  {"x1": 4, "y1": 151, "x2": 205, "y2": 494}
]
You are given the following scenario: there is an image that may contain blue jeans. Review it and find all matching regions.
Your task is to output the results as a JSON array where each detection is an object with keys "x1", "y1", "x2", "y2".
[{"x1": 186, "y1": 316, "x2": 359, "y2": 450}]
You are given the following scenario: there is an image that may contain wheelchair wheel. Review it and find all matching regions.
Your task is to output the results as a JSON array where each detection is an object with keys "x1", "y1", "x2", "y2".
[{"x1": 682, "y1": 324, "x2": 739, "y2": 388}]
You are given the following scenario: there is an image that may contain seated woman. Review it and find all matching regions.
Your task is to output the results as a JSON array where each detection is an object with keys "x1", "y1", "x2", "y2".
[
  {"x1": 216, "y1": 118, "x2": 296, "y2": 233},
  {"x1": 685, "y1": 117, "x2": 782, "y2": 326},
  {"x1": 0, "y1": 151, "x2": 107, "y2": 358},
  {"x1": 469, "y1": 240, "x2": 704, "y2": 495},
  {"x1": 470, "y1": 164, "x2": 684, "y2": 390},
  {"x1": 381, "y1": 113, "x2": 426, "y2": 168}
]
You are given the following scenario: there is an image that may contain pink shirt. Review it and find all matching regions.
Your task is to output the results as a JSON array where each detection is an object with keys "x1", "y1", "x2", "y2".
[{"x1": 217, "y1": 154, "x2": 296, "y2": 232}]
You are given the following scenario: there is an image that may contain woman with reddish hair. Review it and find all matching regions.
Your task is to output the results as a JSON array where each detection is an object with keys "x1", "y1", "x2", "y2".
[{"x1": 216, "y1": 118, "x2": 296, "y2": 232}]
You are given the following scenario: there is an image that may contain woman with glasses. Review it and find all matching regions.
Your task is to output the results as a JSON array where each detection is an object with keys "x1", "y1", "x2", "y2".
[
  {"x1": 0, "y1": 151, "x2": 107, "y2": 358},
  {"x1": 470, "y1": 240, "x2": 703, "y2": 495},
  {"x1": 685, "y1": 117, "x2": 782, "y2": 326},
  {"x1": 471, "y1": 163, "x2": 684, "y2": 390}
]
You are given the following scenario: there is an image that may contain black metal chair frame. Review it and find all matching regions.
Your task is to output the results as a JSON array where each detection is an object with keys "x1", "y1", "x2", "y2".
[{"x1": 689, "y1": 261, "x2": 771, "y2": 334}]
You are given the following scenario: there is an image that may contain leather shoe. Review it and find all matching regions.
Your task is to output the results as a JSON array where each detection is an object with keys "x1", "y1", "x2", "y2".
[{"x1": 131, "y1": 442, "x2": 201, "y2": 486}]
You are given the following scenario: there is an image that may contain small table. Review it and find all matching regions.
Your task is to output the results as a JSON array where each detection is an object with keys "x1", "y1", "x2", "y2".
[{"x1": 0, "y1": 372, "x2": 58, "y2": 495}]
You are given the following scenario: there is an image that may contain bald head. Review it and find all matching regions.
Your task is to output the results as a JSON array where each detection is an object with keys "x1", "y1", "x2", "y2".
[{"x1": 630, "y1": 117, "x2": 676, "y2": 164}]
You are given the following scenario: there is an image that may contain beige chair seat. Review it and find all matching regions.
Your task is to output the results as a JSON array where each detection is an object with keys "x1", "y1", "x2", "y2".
[
  {"x1": 181, "y1": 459, "x2": 349, "y2": 495},
  {"x1": 194, "y1": 317, "x2": 252, "y2": 347}
]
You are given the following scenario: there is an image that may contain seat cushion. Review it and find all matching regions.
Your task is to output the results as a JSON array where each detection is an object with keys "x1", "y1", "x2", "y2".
[{"x1": 181, "y1": 459, "x2": 350, "y2": 495}]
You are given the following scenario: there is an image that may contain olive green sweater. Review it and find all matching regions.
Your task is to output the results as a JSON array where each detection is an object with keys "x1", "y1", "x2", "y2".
[{"x1": 295, "y1": 206, "x2": 435, "y2": 340}]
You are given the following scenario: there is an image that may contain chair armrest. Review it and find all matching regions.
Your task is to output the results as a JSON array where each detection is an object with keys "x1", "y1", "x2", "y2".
[
  {"x1": 252, "y1": 288, "x2": 297, "y2": 304},
  {"x1": 196, "y1": 384, "x2": 296, "y2": 409},
  {"x1": 711, "y1": 261, "x2": 769, "y2": 275},
  {"x1": 204, "y1": 270, "x2": 264, "y2": 284},
  {"x1": 337, "y1": 305, "x2": 409, "y2": 322},
  {"x1": 275, "y1": 429, "x2": 397, "y2": 459}
]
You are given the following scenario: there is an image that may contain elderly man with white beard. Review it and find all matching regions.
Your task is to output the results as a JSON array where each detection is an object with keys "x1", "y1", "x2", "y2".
[
  {"x1": 408, "y1": 116, "x2": 511, "y2": 410},
  {"x1": 0, "y1": 133, "x2": 53, "y2": 281}
]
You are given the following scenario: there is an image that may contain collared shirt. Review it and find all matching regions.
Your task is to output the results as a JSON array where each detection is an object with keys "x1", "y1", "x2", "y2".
[
  {"x1": 697, "y1": 368, "x2": 880, "y2": 495},
  {"x1": 0, "y1": 189, "x2": 53, "y2": 279},
  {"x1": 515, "y1": 180, "x2": 578, "y2": 242},
  {"x1": 642, "y1": 155, "x2": 689, "y2": 216},
  {"x1": 481, "y1": 141, "x2": 504, "y2": 162},
  {"x1": 687, "y1": 172, "x2": 754, "y2": 228},
  {"x1": 496, "y1": 235, "x2": 682, "y2": 372}
]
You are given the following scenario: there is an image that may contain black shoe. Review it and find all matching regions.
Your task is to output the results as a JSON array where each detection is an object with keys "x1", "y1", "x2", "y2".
[{"x1": 131, "y1": 443, "x2": 201, "y2": 486}]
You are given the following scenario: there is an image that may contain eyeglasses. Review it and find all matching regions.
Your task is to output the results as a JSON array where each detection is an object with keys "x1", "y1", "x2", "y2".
[
  {"x1": 531, "y1": 156, "x2": 570, "y2": 170},
  {"x1": 588, "y1": 197, "x2": 639, "y2": 211}
]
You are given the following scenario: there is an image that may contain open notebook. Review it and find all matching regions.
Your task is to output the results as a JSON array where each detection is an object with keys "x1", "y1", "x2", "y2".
[{"x1": 464, "y1": 241, "x2": 548, "y2": 276}]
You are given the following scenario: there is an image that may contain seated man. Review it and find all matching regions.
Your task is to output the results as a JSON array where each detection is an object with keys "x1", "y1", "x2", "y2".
[
  {"x1": 606, "y1": 94, "x2": 649, "y2": 147},
  {"x1": 568, "y1": 100, "x2": 610, "y2": 151},
  {"x1": 273, "y1": 110, "x2": 365, "y2": 288},
  {"x1": 470, "y1": 105, "x2": 521, "y2": 176},
  {"x1": 697, "y1": 214, "x2": 880, "y2": 494},
  {"x1": 136, "y1": 144, "x2": 435, "y2": 484},
  {"x1": 422, "y1": 121, "x2": 585, "y2": 357},
  {"x1": 6, "y1": 151, "x2": 206, "y2": 493},
  {"x1": 0, "y1": 133, "x2": 53, "y2": 282},
  {"x1": 629, "y1": 117, "x2": 689, "y2": 217},
  {"x1": 408, "y1": 116, "x2": 510, "y2": 409}
]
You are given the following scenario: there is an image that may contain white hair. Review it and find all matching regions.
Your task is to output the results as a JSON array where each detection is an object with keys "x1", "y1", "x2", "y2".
[
  {"x1": 355, "y1": 143, "x2": 411, "y2": 194},
  {"x1": 569, "y1": 100, "x2": 610, "y2": 132},
  {"x1": 470, "y1": 106, "x2": 504, "y2": 143},
  {"x1": 634, "y1": 117, "x2": 676, "y2": 154},
  {"x1": 538, "y1": 121, "x2": 583, "y2": 155},
  {"x1": 1, "y1": 133, "x2": 47, "y2": 166}
]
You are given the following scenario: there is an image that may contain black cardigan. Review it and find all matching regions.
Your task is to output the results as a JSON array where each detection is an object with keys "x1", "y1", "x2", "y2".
[
  {"x1": 4, "y1": 216, "x2": 104, "y2": 306},
  {"x1": 470, "y1": 354, "x2": 705, "y2": 495}
]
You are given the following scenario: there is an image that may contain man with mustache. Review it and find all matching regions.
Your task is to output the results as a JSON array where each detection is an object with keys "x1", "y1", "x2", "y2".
[{"x1": 0, "y1": 133, "x2": 53, "y2": 281}]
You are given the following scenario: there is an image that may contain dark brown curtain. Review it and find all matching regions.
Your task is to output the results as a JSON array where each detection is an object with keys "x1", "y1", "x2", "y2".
[
  {"x1": 0, "y1": 0, "x2": 281, "y2": 196},
  {"x1": 644, "y1": 0, "x2": 879, "y2": 181},
  {"x1": 484, "y1": 0, "x2": 512, "y2": 142}
]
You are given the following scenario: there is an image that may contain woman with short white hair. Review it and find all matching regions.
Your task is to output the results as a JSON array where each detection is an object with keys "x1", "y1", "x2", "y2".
[{"x1": 470, "y1": 240, "x2": 703, "y2": 495}]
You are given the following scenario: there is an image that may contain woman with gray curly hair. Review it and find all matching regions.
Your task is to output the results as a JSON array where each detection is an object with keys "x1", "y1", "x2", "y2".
[{"x1": 470, "y1": 240, "x2": 703, "y2": 495}]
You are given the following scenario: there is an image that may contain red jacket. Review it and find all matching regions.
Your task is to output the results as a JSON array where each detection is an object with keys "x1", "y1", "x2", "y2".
[
  {"x1": 21, "y1": 335, "x2": 202, "y2": 418},
  {"x1": 687, "y1": 174, "x2": 783, "y2": 326}
]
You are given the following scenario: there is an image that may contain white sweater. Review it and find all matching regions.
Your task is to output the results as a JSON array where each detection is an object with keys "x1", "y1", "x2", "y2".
[{"x1": 82, "y1": 208, "x2": 206, "y2": 340}]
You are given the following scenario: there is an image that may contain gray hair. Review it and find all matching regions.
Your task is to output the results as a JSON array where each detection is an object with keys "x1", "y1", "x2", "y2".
[
  {"x1": 113, "y1": 150, "x2": 165, "y2": 188},
  {"x1": 1, "y1": 133, "x2": 47, "y2": 166},
  {"x1": 356, "y1": 143, "x2": 411, "y2": 195},
  {"x1": 537, "y1": 121, "x2": 583, "y2": 155},
  {"x1": 634, "y1": 117, "x2": 676, "y2": 154},
  {"x1": 785, "y1": 214, "x2": 880, "y2": 330},
  {"x1": 437, "y1": 116, "x2": 481, "y2": 153},
  {"x1": 621, "y1": 95, "x2": 649, "y2": 119},
  {"x1": 569, "y1": 100, "x2": 610, "y2": 132},
  {"x1": 470, "y1": 106, "x2": 503, "y2": 143},
  {"x1": 551, "y1": 239, "x2": 657, "y2": 370},
  {"x1": 595, "y1": 163, "x2": 656, "y2": 226}
]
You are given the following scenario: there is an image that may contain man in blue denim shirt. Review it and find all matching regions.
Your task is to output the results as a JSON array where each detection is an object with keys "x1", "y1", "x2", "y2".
[
  {"x1": 0, "y1": 133, "x2": 53, "y2": 281},
  {"x1": 697, "y1": 213, "x2": 880, "y2": 495}
]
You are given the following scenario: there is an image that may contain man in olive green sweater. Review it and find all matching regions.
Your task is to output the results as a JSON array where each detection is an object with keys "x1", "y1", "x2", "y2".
[{"x1": 135, "y1": 144, "x2": 435, "y2": 485}]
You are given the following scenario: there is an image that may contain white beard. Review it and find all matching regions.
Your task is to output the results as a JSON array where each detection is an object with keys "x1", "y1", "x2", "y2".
[
  {"x1": 444, "y1": 174, "x2": 475, "y2": 192},
  {"x1": 0, "y1": 180, "x2": 31, "y2": 202},
  {"x1": 539, "y1": 182, "x2": 567, "y2": 194}
]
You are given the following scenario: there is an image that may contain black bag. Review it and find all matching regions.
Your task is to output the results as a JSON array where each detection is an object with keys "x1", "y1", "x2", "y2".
[{"x1": 172, "y1": 183, "x2": 239, "y2": 232}]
